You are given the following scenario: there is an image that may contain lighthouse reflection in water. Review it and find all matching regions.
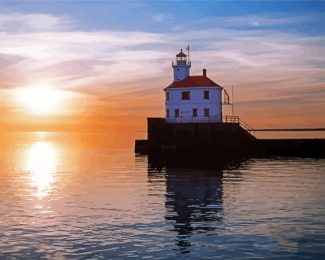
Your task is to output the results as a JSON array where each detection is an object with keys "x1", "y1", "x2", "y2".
[
  {"x1": 148, "y1": 158, "x2": 227, "y2": 254},
  {"x1": 167, "y1": 170, "x2": 223, "y2": 252}
]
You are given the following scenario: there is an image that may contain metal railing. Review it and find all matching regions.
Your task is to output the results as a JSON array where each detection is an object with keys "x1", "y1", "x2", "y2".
[
  {"x1": 165, "y1": 115, "x2": 255, "y2": 136},
  {"x1": 172, "y1": 61, "x2": 191, "y2": 66},
  {"x1": 222, "y1": 116, "x2": 255, "y2": 136},
  {"x1": 222, "y1": 115, "x2": 239, "y2": 123},
  {"x1": 166, "y1": 116, "x2": 221, "y2": 123},
  {"x1": 239, "y1": 119, "x2": 255, "y2": 136}
]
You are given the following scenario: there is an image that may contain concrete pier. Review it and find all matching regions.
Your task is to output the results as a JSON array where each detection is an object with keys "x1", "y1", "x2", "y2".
[
  {"x1": 252, "y1": 139, "x2": 325, "y2": 158},
  {"x1": 135, "y1": 118, "x2": 325, "y2": 158}
]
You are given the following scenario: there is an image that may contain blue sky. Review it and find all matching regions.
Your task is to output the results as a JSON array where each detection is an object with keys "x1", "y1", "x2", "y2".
[
  {"x1": 0, "y1": 0, "x2": 324, "y2": 130},
  {"x1": 1, "y1": 0, "x2": 325, "y2": 34}
]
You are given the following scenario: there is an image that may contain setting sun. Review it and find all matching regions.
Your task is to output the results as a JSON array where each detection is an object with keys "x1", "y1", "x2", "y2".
[{"x1": 18, "y1": 85, "x2": 65, "y2": 115}]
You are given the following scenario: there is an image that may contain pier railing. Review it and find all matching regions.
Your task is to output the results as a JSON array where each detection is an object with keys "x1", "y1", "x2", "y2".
[
  {"x1": 222, "y1": 115, "x2": 239, "y2": 123},
  {"x1": 240, "y1": 120, "x2": 255, "y2": 136},
  {"x1": 222, "y1": 116, "x2": 256, "y2": 136},
  {"x1": 166, "y1": 115, "x2": 255, "y2": 134}
]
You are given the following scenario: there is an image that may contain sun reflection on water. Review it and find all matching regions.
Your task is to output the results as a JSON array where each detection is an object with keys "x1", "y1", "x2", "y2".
[{"x1": 27, "y1": 141, "x2": 57, "y2": 198}]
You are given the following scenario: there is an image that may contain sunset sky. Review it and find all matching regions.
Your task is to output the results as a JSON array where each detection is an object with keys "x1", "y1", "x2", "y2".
[{"x1": 0, "y1": 0, "x2": 324, "y2": 135}]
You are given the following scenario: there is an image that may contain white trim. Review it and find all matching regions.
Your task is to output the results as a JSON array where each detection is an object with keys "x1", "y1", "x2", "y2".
[
  {"x1": 166, "y1": 116, "x2": 221, "y2": 123},
  {"x1": 164, "y1": 86, "x2": 222, "y2": 91}
]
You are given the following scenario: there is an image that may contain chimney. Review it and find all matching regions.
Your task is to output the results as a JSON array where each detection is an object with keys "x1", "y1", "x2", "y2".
[{"x1": 203, "y1": 68, "x2": 207, "y2": 77}]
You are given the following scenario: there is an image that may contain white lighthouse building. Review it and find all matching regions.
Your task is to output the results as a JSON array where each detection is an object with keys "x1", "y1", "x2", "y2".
[{"x1": 164, "y1": 49, "x2": 223, "y2": 123}]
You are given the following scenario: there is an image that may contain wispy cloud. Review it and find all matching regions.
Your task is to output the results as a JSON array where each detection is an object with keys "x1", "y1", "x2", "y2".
[
  {"x1": 171, "y1": 13, "x2": 315, "y2": 31},
  {"x1": 1, "y1": 14, "x2": 324, "y2": 90},
  {"x1": 0, "y1": 11, "x2": 324, "y2": 128},
  {"x1": 0, "y1": 14, "x2": 169, "y2": 90},
  {"x1": 152, "y1": 13, "x2": 164, "y2": 22},
  {"x1": 0, "y1": 13, "x2": 73, "y2": 32}
]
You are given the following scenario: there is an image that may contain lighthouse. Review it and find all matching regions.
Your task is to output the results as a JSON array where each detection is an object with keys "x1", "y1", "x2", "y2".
[
  {"x1": 172, "y1": 49, "x2": 191, "y2": 81},
  {"x1": 135, "y1": 48, "x2": 257, "y2": 155},
  {"x1": 165, "y1": 49, "x2": 223, "y2": 123},
  {"x1": 135, "y1": 48, "x2": 320, "y2": 158}
]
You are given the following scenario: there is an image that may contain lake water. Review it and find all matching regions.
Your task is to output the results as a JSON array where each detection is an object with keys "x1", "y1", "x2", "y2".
[{"x1": 0, "y1": 132, "x2": 324, "y2": 259}]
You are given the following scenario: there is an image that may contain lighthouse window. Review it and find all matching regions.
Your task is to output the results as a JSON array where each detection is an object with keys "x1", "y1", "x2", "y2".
[
  {"x1": 166, "y1": 109, "x2": 169, "y2": 118},
  {"x1": 175, "y1": 109, "x2": 179, "y2": 117},
  {"x1": 166, "y1": 92, "x2": 169, "y2": 101},
  {"x1": 204, "y1": 91, "x2": 210, "y2": 99},
  {"x1": 192, "y1": 108, "x2": 197, "y2": 117},
  {"x1": 204, "y1": 108, "x2": 209, "y2": 117},
  {"x1": 182, "y1": 91, "x2": 190, "y2": 100}
]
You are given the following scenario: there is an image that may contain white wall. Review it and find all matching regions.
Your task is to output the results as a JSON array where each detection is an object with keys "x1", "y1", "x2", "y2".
[
  {"x1": 172, "y1": 64, "x2": 190, "y2": 81},
  {"x1": 165, "y1": 87, "x2": 222, "y2": 123}
]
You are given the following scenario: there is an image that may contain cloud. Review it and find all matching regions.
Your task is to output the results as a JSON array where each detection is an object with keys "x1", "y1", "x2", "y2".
[
  {"x1": 152, "y1": 13, "x2": 164, "y2": 22},
  {"x1": 171, "y1": 13, "x2": 311, "y2": 32},
  {"x1": 0, "y1": 13, "x2": 73, "y2": 32},
  {"x1": 0, "y1": 53, "x2": 26, "y2": 70},
  {"x1": 0, "y1": 28, "x2": 169, "y2": 90},
  {"x1": 0, "y1": 11, "x2": 324, "y2": 128},
  {"x1": 1, "y1": 12, "x2": 324, "y2": 90}
]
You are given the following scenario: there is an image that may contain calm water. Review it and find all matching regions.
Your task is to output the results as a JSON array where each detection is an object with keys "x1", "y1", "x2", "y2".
[{"x1": 0, "y1": 132, "x2": 324, "y2": 259}]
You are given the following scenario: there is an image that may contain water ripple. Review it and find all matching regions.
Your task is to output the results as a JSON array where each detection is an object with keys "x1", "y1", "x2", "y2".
[{"x1": 0, "y1": 133, "x2": 324, "y2": 258}]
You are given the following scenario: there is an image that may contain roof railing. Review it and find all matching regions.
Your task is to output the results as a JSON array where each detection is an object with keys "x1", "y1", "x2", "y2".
[{"x1": 172, "y1": 61, "x2": 191, "y2": 66}]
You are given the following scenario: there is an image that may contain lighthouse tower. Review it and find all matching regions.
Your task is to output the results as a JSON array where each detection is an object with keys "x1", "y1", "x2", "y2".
[
  {"x1": 165, "y1": 49, "x2": 223, "y2": 123},
  {"x1": 172, "y1": 49, "x2": 191, "y2": 81}
]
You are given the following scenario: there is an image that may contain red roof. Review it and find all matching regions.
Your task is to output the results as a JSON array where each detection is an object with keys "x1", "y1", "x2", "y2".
[
  {"x1": 176, "y1": 49, "x2": 187, "y2": 57},
  {"x1": 165, "y1": 76, "x2": 222, "y2": 89}
]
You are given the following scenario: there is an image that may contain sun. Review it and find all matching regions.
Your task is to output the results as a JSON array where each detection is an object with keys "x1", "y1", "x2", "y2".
[{"x1": 18, "y1": 84, "x2": 65, "y2": 115}]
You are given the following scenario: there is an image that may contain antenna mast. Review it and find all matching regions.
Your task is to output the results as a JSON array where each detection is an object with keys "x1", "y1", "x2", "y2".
[
  {"x1": 187, "y1": 44, "x2": 190, "y2": 63},
  {"x1": 232, "y1": 85, "x2": 234, "y2": 116}
]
